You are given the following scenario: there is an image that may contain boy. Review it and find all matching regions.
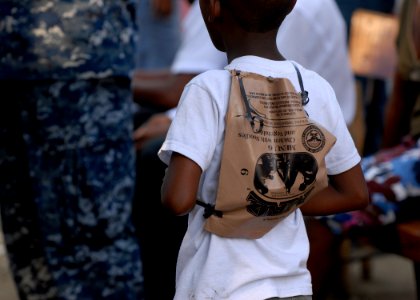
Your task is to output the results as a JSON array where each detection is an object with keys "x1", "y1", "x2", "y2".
[{"x1": 159, "y1": 0, "x2": 369, "y2": 299}]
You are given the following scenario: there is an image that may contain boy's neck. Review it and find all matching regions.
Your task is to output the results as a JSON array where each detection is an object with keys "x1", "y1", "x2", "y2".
[{"x1": 224, "y1": 30, "x2": 285, "y2": 63}]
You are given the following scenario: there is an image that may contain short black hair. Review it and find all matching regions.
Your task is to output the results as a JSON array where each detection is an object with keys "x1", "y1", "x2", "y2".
[{"x1": 220, "y1": 0, "x2": 295, "y2": 32}]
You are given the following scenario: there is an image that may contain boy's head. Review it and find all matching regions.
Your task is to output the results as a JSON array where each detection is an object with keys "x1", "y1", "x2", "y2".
[
  {"x1": 200, "y1": 0, "x2": 296, "y2": 52},
  {"x1": 221, "y1": 0, "x2": 296, "y2": 32}
]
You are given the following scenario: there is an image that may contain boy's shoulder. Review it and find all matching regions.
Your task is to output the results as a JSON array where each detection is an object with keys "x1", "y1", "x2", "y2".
[
  {"x1": 188, "y1": 69, "x2": 231, "y2": 87},
  {"x1": 194, "y1": 69, "x2": 231, "y2": 80}
]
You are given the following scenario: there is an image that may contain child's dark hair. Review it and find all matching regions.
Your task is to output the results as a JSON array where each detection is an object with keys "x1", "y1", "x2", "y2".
[{"x1": 220, "y1": 0, "x2": 295, "y2": 32}]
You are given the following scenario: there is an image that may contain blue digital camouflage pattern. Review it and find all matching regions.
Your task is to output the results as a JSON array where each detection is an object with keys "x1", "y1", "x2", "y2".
[
  {"x1": 0, "y1": 0, "x2": 137, "y2": 80},
  {"x1": 0, "y1": 1, "x2": 144, "y2": 299}
]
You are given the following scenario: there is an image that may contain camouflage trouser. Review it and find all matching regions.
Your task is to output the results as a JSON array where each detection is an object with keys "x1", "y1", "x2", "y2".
[{"x1": 0, "y1": 78, "x2": 144, "y2": 300}]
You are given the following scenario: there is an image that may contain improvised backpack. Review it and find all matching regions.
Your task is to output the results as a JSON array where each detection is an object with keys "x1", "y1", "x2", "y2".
[{"x1": 197, "y1": 63, "x2": 337, "y2": 238}]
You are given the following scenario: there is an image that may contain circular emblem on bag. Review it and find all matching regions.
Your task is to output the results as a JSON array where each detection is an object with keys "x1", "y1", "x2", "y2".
[{"x1": 302, "y1": 125, "x2": 325, "y2": 153}]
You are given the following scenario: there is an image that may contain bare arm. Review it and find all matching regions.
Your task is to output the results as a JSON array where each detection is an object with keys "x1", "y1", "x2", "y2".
[
  {"x1": 161, "y1": 152, "x2": 202, "y2": 216},
  {"x1": 132, "y1": 113, "x2": 172, "y2": 150},
  {"x1": 382, "y1": 70, "x2": 406, "y2": 148},
  {"x1": 382, "y1": 1, "x2": 420, "y2": 148},
  {"x1": 300, "y1": 164, "x2": 369, "y2": 216},
  {"x1": 132, "y1": 70, "x2": 195, "y2": 110}
]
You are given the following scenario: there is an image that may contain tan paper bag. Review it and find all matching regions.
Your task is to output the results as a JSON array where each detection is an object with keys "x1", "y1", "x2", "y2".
[{"x1": 201, "y1": 70, "x2": 336, "y2": 239}]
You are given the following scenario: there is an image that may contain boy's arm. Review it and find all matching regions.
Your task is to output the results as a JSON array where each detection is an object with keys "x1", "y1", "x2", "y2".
[
  {"x1": 161, "y1": 152, "x2": 202, "y2": 216},
  {"x1": 300, "y1": 164, "x2": 369, "y2": 216}
]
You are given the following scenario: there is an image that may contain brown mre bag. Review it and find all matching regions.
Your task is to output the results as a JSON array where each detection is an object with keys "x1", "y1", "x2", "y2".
[{"x1": 199, "y1": 68, "x2": 336, "y2": 239}]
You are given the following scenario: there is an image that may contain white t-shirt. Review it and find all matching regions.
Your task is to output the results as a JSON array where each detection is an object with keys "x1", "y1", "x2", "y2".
[
  {"x1": 170, "y1": 0, "x2": 356, "y2": 125},
  {"x1": 159, "y1": 56, "x2": 360, "y2": 300}
]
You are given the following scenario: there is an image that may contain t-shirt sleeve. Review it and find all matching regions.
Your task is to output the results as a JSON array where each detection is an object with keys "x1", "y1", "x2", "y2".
[{"x1": 158, "y1": 82, "x2": 220, "y2": 171}]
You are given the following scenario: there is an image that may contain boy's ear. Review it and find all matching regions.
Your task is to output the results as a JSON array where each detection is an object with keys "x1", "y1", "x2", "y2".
[
  {"x1": 287, "y1": 0, "x2": 297, "y2": 14},
  {"x1": 209, "y1": 0, "x2": 222, "y2": 19}
]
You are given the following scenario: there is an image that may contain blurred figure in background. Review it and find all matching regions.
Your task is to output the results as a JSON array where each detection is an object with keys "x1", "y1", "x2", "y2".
[
  {"x1": 383, "y1": 0, "x2": 420, "y2": 147},
  {"x1": 133, "y1": 0, "x2": 188, "y2": 138},
  {"x1": 136, "y1": 0, "x2": 184, "y2": 69},
  {"x1": 0, "y1": 1, "x2": 144, "y2": 299}
]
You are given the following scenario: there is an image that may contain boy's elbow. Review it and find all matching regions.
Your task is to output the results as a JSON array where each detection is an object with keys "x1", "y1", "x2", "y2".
[
  {"x1": 353, "y1": 184, "x2": 370, "y2": 211},
  {"x1": 161, "y1": 193, "x2": 194, "y2": 216}
]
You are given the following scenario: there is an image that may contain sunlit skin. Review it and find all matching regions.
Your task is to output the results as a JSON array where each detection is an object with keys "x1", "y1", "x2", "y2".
[{"x1": 161, "y1": 0, "x2": 369, "y2": 217}]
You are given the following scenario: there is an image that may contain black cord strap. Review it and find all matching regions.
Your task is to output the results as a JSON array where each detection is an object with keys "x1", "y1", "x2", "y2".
[
  {"x1": 291, "y1": 62, "x2": 309, "y2": 105},
  {"x1": 196, "y1": 200, "x2": 223, "y2": 218},
  {"x1": 236, "y1": 71, "x2": 264, "y2": 133}
]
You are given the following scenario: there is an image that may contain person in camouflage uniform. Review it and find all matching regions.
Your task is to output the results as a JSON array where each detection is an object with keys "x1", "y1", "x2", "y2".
[{"x1": 0, "y1": 1, "x2": 144, "y2": 299}]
